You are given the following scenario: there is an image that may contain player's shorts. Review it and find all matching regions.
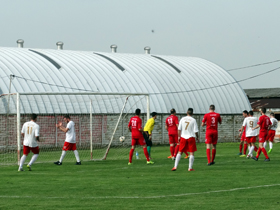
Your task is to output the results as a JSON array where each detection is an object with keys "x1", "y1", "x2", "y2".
[
  {"x1": 63, "y1": 142, "x2": 77, "y2": 151},
  {"x1": 168, "y1": 134, "x2": 178, "y2": 144},
  {"x1": 241, "y1": 132, "x2": 246, "y2": 141},
  {"x1": 246, "y1": 136, "x2": 256, "y2": 144},
  {"x1": 205, "y1": 131, "x2": 218, "y2": 145},
  {"x1": 258, "y1": 131, "x2": 268, "y2": 143},
  {"x1": 179, "y1": 137, "x2": 197, "y2": 153},
  {"x1": 143, "y1": 131, "x2": 152, "y2": 146},
  {"x1": 131, "y1": 136, "x2": 146, "y2": 146},
  {"x1": 266, "y1": 130, "x2": 276, "y2": 142},
  {"x1": 23, "y1": 145, "x2": 39, "y2": 155}
]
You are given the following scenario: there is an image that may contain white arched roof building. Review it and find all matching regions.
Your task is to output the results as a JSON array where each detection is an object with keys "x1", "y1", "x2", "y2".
[{"x1": 0, "y1": 47, "x2": 251, "y2": 114}]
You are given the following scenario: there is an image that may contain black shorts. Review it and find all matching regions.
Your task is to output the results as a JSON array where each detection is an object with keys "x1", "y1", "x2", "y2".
[{"x1": 143, "y1": 131, "x2": 152, "y2": 146}]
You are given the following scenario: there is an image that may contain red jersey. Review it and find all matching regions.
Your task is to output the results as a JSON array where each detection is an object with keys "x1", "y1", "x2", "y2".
[
  {"x1": 257, "y1": 115, "x2": 272, "y2": 132},
  {"x1": 128, "y1": 116, "x2": 143, "y2": 138},
  {"x1": 165, "y1": 115, "x2": 179, "y2": 135},
  {"x1": 202, "y1": 112, "x2": 222, "y2": 132}
]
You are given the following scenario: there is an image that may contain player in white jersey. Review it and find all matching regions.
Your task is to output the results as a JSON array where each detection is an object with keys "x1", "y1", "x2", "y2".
[
  {"x1": 172, "y1": 108, "x2": 199, "y2": 171},
  {"x1": 240, "y1": 111, "x2": 258, "y2": 158},
  {"x1": 264, "y1": 113, "x2": 278, "y2": 154},
  {"x1": 18, "y1": 114, "x2": 40, "y2": 171},
  {"x1": 54, "y1": 115, "x2": 81, "y2": 165}
]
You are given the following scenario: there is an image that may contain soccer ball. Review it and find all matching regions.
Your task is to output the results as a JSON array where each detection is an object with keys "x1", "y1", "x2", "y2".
[{"x1": 119, "y1": 136, "x2": 125, "y2": 142}]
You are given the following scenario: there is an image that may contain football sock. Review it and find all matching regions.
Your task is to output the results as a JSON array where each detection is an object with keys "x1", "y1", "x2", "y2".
[
  {"x1": 28, "y1": 154, "x2": 39, "y2": 166},
  {"x1": 129, "y1": 148, "x2": 134, "y2": 163},
  {"x1": 19, "y1": 155, "x2": 27, "y2": 168},
  {"x1": 248, "y1": 146, "x2": 255, "y2": 156},
  {"x1": 147, "y1": 146, "x2": 151, "y2": 157},
  {"x1": 239, "y1": 144, "x2": 243, "y2": 153},
  {"x1": 189, "y1": 155, "x2": 194, "y2": 169},
  {"x1": 74, "y1": 150, "x2": 80, "y2": 162},
  {"x1": 59, "y1": 150, "x2": 67, "y2": 163},
  {"x1": 256, "y1": 147, "x2": 261, "y2": 158},
  {"x1": 261, "y1": 148, "x2": 269, "y2": 159},
  {"x1": 254, "y1": 146, "x2": 258, "y2": 152},
  {"x1": 143, "y1": 147, "x2": 150, "y2": 161},
  {"x1": 269, "y1": 142, "x2": 273, "y2": 150},
  {"x1": 247, "y1": 146, "x2": 251, "y2": 154},
  {"x1": 211, "y1": 149, "x2": 216, "y2": 162},
  {"x1": 170, "y1": 146, "x2": 175, "y2": 157},
  {"x1": 243, "y1": 144, "x2": 248, "y2": 154},
  {"x1": 206, "y1": 149, "x2": 211, "y2": 164},
  {"x1": 263, "y1": 142, "x2": 267, "y2": 149},
  {"x1": 174, "y1": 145, "x2": 179, "y2": 157},
  {"x1": 174, "y1": 153, "x2": 181, "y2": 168}
]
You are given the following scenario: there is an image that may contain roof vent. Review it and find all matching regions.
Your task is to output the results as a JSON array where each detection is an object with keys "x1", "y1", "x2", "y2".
[
  {"x1": 110, "y1": 44, "x2": 117, "y2": 53},
  {"x1": 144, "y1": 46, "x2": 151, "y2": 54},
  {"x1": 17, "y1": 39, "x2": 24, "y2": 48},
  {"x1": 56, "y1": 41, "x2": 64, "y2": 50}
]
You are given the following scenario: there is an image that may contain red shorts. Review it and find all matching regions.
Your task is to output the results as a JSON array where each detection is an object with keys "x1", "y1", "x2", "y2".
[
  {"x1": 240, "y1": 132, "x2": 246, "y2": 141},
  {"x1": 266, "y1": 130, "x2": 276, "y2": 142},
  {"x1": 205, "y1": 131, "x2": 218, "y2": 145},
  {"x1": 63, "y1": 142, "x2": 77, "y2": 151},
  {"x1": 258, "y1": 131, "x2": 268, "y2": 143},
  {"x1": 246, "y1": 136, "x2": 256, "y2": 144},
  {"x1": 179, "y1": 137, "x2": 197, "y2": 153},
  {"x1": 131, "y1": 136, "x2": 146, "y2": 146},
  {"x1": 23, "y1": 145, "x2": 39, "y2": 155},
  {"x1": 168, "y1": 134, "x2": 178, "y2": 144}
]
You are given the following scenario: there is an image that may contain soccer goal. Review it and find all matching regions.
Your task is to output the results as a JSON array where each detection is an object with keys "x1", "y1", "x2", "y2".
[{"x1": 0, "y1": 92, "x2": 150, "y2": 165}]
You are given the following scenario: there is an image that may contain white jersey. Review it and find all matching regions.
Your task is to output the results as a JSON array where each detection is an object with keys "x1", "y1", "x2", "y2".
[
  {"x1": 270, "y1": 118, "x2": 278, "y2": 131},
  {"x1": 65, "y1": 121, "x2": 76, "y2": 143},
  {"x1": 178, "y1": 116, "x2": 198, "y2": 139},
  {"x1": 21, "y1": 121, "x2": 40, "y2": 147},
  {"x1": 242, "y1": 117, "x2": 258, "y2": 137}
]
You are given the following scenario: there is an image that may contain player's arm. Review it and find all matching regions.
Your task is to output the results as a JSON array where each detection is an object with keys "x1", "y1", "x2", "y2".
[
  {"x1": 219, "y1": 116, "x2": 222, "y2": 125},
  {"x1": 201, "y1": 115, "x2": 206, "y2": 127},
  {"x1": 56, "y1": 121, "x2": 69, "y2": 133},
  {"x1": 252, "y1": 124, "x2": 260, "y2": 130},
  {"x1": 177, "y1": 119, "x2": 182, "y2": 141},
  {"x1": 195, "y1": 132, "x2": 199, "y2": 143},
  {"x1": 35, "y1": 126, "x2": 40, "y2": 141},
  {"x1": 194, "y1": 121, "x2": 199, "y2": 143},
  {"x1": 128, "y1": 121, "x2": 132, "y2": 132}
]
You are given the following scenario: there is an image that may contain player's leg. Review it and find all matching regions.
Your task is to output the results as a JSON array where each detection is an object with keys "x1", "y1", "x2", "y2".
[
  {"x1": 168, "y1": 135, "x2": 175, "y2": 158},
  {"x1": 268, "y1": 131, "x2": 275, "y2": 154},
  {"x1": 210, "y1": 132, "x2": 217, "y2": 164},
  {"x1": 172, "y1": 138, "x2": 186, "y2": 170},
  {"x1": 54, "y1": 142, "x2": 68, "y2": 165},
  {"x1": 238, "y1": 140, "x2": 244, "y2": 155},
  {"x1": 188, "y1": 137, "x2": 197, "y2": 171},
  {"x1": 18, "y1": 146, "x2": 29, "y2": 171},
  {"x1": 268, "y1": 140, "x2": 273, "y2": 154},
  {"x1": 205, "y1": 132, "x2": 212, "y2": 165},
  {"x1": 129, "y1": 139, "x2": 136, "y2": 164},
  {"x1": 263, "y1": 140, "x2": 267, "y2": 149},
  {"x1": 70, "y1": 143, "x2": 81, "y2": 164},
  {"x1": 243, "y1": 141, "x2": 248, "y2": 156},
  {"x1": 27, "y1": 147, "x2": 40, "y2": 170}
]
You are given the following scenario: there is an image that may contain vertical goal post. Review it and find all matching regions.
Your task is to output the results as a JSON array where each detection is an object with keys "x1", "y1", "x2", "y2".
[{"x1": 0, "y1": 92, "x2": 150, "y2": 165}]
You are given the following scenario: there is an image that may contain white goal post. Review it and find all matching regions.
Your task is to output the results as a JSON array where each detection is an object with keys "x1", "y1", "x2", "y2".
[{"x1": 0, "y1": 92, "x2": 150, "y2": 165}]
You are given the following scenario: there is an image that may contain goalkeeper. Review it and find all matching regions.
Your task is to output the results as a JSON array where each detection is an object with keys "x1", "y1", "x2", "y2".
[{"x1": 143, "y1": 112, "x2": 157, "y2": 158}]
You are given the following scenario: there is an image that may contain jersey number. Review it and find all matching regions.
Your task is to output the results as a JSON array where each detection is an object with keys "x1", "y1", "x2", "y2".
[
  {"x1": 168, "y1": 118, "x2": 173, "y2": 125},
  {"x1": 185, "y1": 122, "x2": 190, "y2": 130},
  {"x1": 211, "y1": 117, "x2": 215, "y2": 125},
  {"x1": 27, "y1": 126, "x2": 32, "y2": 135},
  {"x1": 249, "y1": 121, "x2": 253, "y2": 128},
  {"x1": 132, "y1": 120, "x2": 137, "y2": 127}
]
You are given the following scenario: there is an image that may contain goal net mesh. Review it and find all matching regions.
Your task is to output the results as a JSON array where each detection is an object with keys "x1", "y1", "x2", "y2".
[{"x1": 0, "y1": 93, "x2": 149, "y2": 165}]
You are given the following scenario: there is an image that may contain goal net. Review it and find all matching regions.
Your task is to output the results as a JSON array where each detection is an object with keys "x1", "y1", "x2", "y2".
[{"x1": 0, "y1": 92, "x2": 150, "y2": 165}]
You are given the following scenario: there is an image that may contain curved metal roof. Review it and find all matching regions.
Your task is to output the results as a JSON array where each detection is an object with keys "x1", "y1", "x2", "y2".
[{"x1": 0, "y1": 47, "x2": 251, "y2": 114}]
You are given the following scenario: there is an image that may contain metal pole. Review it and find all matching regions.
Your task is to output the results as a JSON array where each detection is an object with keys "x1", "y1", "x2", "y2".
[
  {"x1": 17, "y1": 93, "x2": 21, "y2": 165},
  {"x1": 55, "y1": 115, "x2": 58, "y2": 147},
  {"x1": 79, "y1": 115, "x2": 82, "y2": 147},
  {"x1": 6, "y1": 75, "x2": 14, "y2": 150},
  {"x1": 146, "y1": 95, "x2": 150, "y2": 120},
  {"x1": 90, "y1": 100, "x2": 93, "y2": 160}
]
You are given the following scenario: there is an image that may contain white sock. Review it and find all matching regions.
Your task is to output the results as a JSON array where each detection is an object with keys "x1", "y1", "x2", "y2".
[
  {"x1": 263, "y1": 141, "x2": 267, "y2": 149},
  {"x1": 28, "y1": 154, "x2": 39, "y2": 166},
  {"x1": 59, "y1": 150, "x2": 67, "y2": 163},
  {"x1": 269, "y1": 142, "x2": 273, "y2": 150},
  {"x1": 248, "y1": 146, "x2": 255, "y2": 156},
  {"x1": 247, "y1": 146, "x2": 251, "y2": 155},
  {"x1": 74, "y1": 150, "x2": 80, "y2": 162},
  {"x1": 19, "y1": 155, "x2": 27, "y2": 168},
  {"x1": 174, "y1": 153, "x2": 181, "y2": 168},
  {"x1": 189, "y1": 155, "x2": 194, "y2": 169}
]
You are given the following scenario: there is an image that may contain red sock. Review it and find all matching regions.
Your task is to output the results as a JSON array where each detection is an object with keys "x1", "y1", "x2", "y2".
[
  {"x1": 143, "y1": 147, "x2": 150, "y2": 161},
  {"x1": 185, "y1": 152, "x2": 189, "y2": 156},
  {"x1": 243, "y1": 144, "x2": 248, "y2": 155},
  {"x1": 211, "y1": 149, "x2": 216, "y2": 163},
  {"x1": 254, "y1": 146, "x2": 258, "y2": 152},
  {"x1": 170, "y1": 146, "x2": 175, "y2": 157},
  {"x1": 206, "y1": 149, "x2": 211, "y2": 164},
  {"x1": 256, "y1": 147, "x2": 261, "y2": 158},
  {"x1": 239, "y1": 144, "x2": 243, "y2": 153},
  {"x1": 174, "y1": 145, "x2": 179, "y2": 157},
  {"x1": 261, "y1": 148, "x2": 269, "y2": 159},
  {"x1": 129, "y1": 148, "x2": 134, "y2": 163}
]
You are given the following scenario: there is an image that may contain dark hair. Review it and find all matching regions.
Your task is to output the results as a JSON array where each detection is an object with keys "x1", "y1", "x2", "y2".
[
  {"x1": 63, "y1": 115, "x2": 70, "y2": 119},
  {"x1": 135, "y1": 108, "x2": 141, "y2": 115},
  {"x1": 151, "y1": 112, "x2": 157, "y2": 117},
  {"x1": 243, "y1": 110, "x2": 249, "y2": 115},
  {"x1": 30, "y1": 113, "x2": 37, "y2": 120},
  {"x1": 187, "y1": 108, "x2": 193, "y2": 115},
  {"x1": 270, "y1": 112, "x2": 275, "y2": 117},
  {"x1": 210, "y1": 104, "x2": 215, "y2": 110},
  {"x1": 261, "y1": 107, "x2": 266, "y2": 114},
  {"x1": 249, "y1": 111, "x2": 253, "y2": 116},
  {"x1": 170, "y1": 108, "x2": 176, "y2": 114}
]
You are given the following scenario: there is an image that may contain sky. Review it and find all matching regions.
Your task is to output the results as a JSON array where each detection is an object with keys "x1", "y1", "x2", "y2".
[{"x1": 1, "y1": 0, "x2": 280, "y2": 89}]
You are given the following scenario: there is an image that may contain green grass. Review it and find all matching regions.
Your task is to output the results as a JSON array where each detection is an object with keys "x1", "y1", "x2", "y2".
[{"x1": 1, "y1": 143, "x2": 280, "y2": 210}]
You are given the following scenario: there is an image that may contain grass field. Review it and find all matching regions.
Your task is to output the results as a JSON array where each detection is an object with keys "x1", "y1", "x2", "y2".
[{"x1": 1, "y1": 143, "x2": 280, "y2": 210}]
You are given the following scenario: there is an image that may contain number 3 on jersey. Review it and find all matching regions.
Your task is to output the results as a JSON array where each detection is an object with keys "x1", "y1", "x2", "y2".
[{"x1": 211, "y1": 117, "x2": 215, "y2": 125}]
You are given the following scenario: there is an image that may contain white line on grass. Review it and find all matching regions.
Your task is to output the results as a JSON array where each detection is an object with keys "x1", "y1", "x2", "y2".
[{"x1": 0, "y1": 183, "x2": 279, "y2": 199}]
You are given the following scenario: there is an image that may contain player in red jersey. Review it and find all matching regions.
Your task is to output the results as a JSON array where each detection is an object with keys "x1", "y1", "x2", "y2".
[
  {"x1": 238, "y1": 110, "x2": 248, "y2": 156},
  {"x1": 252, "y1": 107, "x2": 272, "y2": 161},
  {"x1": 128, "y1": 108, "x2": 153, "y2": 165},
  {"x1": 264, "y1": 113, "x2": 278, "y2": 154},
  {"x1": 202, "y1": 104, "x2": 222, "y2": 165}
]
